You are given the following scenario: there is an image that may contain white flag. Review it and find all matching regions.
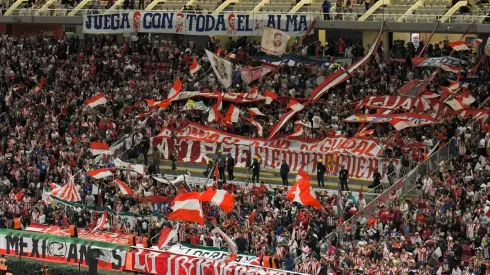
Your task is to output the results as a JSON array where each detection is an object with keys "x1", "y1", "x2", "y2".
[
  {"x1": 205, "y1": 49, "x2": 233, "y2": 88},
  {"x1": 261, "y1": 27, "x2": 290, "y2": 57}
]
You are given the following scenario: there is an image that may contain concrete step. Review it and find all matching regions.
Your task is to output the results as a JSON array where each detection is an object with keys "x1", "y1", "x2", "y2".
[{"x1": 152, "y1": 160, "x2": 377, "y2": 193}]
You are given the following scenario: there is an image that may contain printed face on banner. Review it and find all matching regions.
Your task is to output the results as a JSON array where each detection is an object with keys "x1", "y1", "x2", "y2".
[{"x1": 83, "y1": 12, "x2": 312, "y2": 36}]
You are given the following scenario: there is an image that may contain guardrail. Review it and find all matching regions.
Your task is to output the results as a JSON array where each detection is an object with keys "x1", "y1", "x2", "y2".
[
  {"x1": 323, "y1": 137, "x2": 457, "y2": 247},
  {"x1": 4, "y1": 8, "x2": 490, "y2": 24}
]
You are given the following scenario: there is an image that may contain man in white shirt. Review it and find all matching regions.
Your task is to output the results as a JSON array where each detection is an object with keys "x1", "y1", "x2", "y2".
[{"x1": 211, "y1": 233, "x2": 223, "y2": 249}]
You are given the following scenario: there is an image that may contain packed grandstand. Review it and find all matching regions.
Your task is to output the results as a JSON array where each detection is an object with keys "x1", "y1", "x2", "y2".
[{"x1": 0, "y1": 3, "x2": 490, "y2": 275}]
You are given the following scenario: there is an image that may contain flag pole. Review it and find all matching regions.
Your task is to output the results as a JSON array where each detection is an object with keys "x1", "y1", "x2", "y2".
[{"x1": 417, "y1": 21, "x2": 439, "y2": 58}]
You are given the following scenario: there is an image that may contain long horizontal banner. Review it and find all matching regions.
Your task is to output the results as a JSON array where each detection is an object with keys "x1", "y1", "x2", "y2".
[
  {"x1": 391, "y1": 56, "x2": 461, "y2": 67},
  {"x1": 156, "y1": 122, "x2": 381, "y2": 156},
  {"x1": 154, "y1": 125, "x2": 393, "y2": 179},
  {"x1": 166, "y1": 243, "x2": 256, "y2": 264},
  {"x1": 170, "y1": 91, "x2": 266, "y2": 104},
  {"x1": 126, "y1": 248, "x2": 297, "y2": 275},
  {"x1": 344, "y1": 113, "x2": 437, "y2": 125},
  {"x1": 253, "y1": 54, "x2": 352, "y2": 68},
  {"x1": 83, "y1": 12, "x2": 313, "y2": 36},
  {"x1": 0, "y1": 230, "x2": 127, "y2": 271},
  {"x1": 25, "y1": 224, "x2": 130, "y2": 245}
]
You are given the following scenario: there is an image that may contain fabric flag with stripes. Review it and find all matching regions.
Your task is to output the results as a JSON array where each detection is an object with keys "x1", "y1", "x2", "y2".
[
  {"x1": 245, "y1": 118, "x2": 263, "y2": 137},
  {"x1": 309, "y1": 24, "x2": 384, "y2": 102},
  {"x1": 50, "y1": 178, "x2": 81, "y2": 202},
  {"x1": 469, "y1": 38, "x2": 482, "y2": 48},
  {"x1": 157, "y1": 224, "x2": 179, "y2": 249},
  {"x1": 224, "y1": 105, "x2": 240, "y2": 123},
  {"x1": 90, "y1": 142, "x2": 112, "y2": 156},
  {"x1": 168, "y1": 192, "x2": 204, "y2": 225},
  {"x1": 354, "y1": 129, "x2": 374, "y2": 137},
  {"x1": 199, "y1": 188, "x2": 234, "y2": 213},
  {"x1": 267, "y1": 100, "x2": 304, "y2": 140},
  {"x1": 212, "y1": 227, "x2": 238, "y2": 263},
  {"x1": 248, "y1": 108, "x2": 265, "y2": 117},
  {"x1": 389, "y1": 118, "x2": 417, "y2": 131},
  {"x1": 287, "y1": 124, "x2": 305, "y2": 138},
  {"x1": 93, "y1": 210, "x2": 108, "y2": 231},
  {"x1": 114, "y1": 158, "x2": 145, "y2": 175},
  {"x1": 437, "y1": 63, "x2": 461, "y2": 73},
  {"x1": 189, "y1": 56, "x2": 200, "y2": 76},
  {"x1": 448, "y1": 41, "x2": 470, "y2": 51},
  {"x1": 265, "y1": 90, "x2": 277, "y2": 104},
  {"x1": 444, "y1": 97, "x2": 467, "y2": 111},
  {"x1": 207, "y1": 104, "x2": 221, "y2": 122},
  {"x1": 399, "y1": 79, "x2": 432, "y2": 98},
  {"x1": 86, "y1": 94, "x2": 107, "y2": 108},
  {"x1": 167, "y1": 78, "x2": 183, "y2": 99},
  {"x1": 115, "y1": 179, "x2": 133, "y2": 195},
  {"x1": 286, "y1": 170, "x2": 321, "y2": 210},
  {"x1": 247, "y1": 86, "x2": 259, "y2": 100},
  {"x1": 87, "y1": 168, "x2": 113, "y2": 179}
]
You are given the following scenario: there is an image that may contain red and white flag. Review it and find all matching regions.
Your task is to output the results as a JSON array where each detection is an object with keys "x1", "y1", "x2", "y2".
[
  {"x1": 93, "y1": 210, "x2": 108, "y2": 231},
  {"x1": 168, "y1": 192, "x2": 204, "y2": 225},
  {"x1": 444, "y1": 97, "x2": 466, "y2": 111},
  {"x1": 225, "y1": 53, "x2": 236, "y2": 59},
  {"x1": 245, "y1": 118, "x2": 263, "y2": 137},
  {"x1": 265, "y1": 90, "x2": 277, "y2": 105},
  {"x1": 287, "y1": 124, "x2": 304, "y2": 138},
  {"x1": 199, "y1": 188, "x2": 234, "y2": 213},
  {"x1": 448, "y1": 41, "x2": 470, "y2": 51},
  {"x1": 309, "y1": 24, "x2": 383, "y2": 102},
  {"x1": 50, "y1": 178, "x2": 81, "y2": 202},
  {"x1": 389, "y1": 118, "x2": 417, "y2": 131},
  {"x1": 247, "y1": 86, "x2": 259, "y2": 99},
  {"x1": 248, "y1": 108, "x2": 265, "y2": 117},
  {"x1": 157, "y1": 224, "x2": 179, "y2": 249},
  {"x1": 216, "y1": 92, "x2": 223, "y2": 111},
  {"x1": 268, "y1": 100, "x2": 304, "y2": 140},
  {"x1": 115, "y1": 179, "x2": 132, "y2": 195},
  {"x1": 87, "y1": 168, "x2": 113, "y2": 179},
  {"x1": 422, "y1": 91, "x2": 440, "y2": 99},
  {"x1": 354, "y1": 129, "x2": 374, "y2": 137},
  {"x1": 189, "y1": 56, "x2": 200, "y2": 76},
  {"x1": 90, "y1": 142, "x2": 112, "y2": 156},
  {"x1": 286, "y1": 170, "x2": 321, "y2": 210},
  {"x1": 86, "y1": 94, "x2": 107, "y2": 108},
  {"x1": 167, "y1": 78, "x2": 183, "y2": 99},
  {"x1": 207, "y1": 104, "x2": 221, "y2": 123},
  {"x1": 470, "y1": 38, "x2": 483, "y2": 48},
  {"x1": 437, "y1": 63, "x2": 461, "y2": 73},
  {"x1": 224, "y1": 105, "x2": 240, "y2": 123}
]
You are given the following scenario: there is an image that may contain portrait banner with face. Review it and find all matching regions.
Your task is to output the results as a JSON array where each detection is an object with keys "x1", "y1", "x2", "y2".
[
  {"x1": 260, "y1": 27, "x2": 291, "y2": 57},
  {"x1": 205, "y1": 49, "x2": 233, "y2": 88}
]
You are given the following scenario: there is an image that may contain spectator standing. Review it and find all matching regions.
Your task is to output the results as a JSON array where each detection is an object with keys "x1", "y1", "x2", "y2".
[
  {"x1": 322, "y1": 0, "x2": 331, "y2": 20},
  {"x1": 338, "y1": 163, "x2": 349, "y2": 191},
  {"x1": 317, "y1": 159, "x2": 326, "y2": 187},
  {"x1": 217, "y1": 150, "x2": 226, "y2": 184},
  {"x1": 280, "y1": 159, "x2": 290, "y2": 186},
  {"x1": 249, "y1": 156, "x2": 260, "y2": 183},
  {"x1": 227, "y1": 152, "x2": 235, "y2": 181}
]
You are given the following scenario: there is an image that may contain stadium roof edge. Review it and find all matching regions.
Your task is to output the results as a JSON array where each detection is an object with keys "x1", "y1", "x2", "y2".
[{"x1": 0, "y1": 16, "x2": 487, "y2": 33}]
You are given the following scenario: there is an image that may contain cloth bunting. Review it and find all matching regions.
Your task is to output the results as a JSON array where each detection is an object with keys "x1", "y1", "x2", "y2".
[
  {"x1": 265, "y1": 90, "x2": 277, "y2": 104},
  {"x1": 90, "y1": 142, "x2": 112, "y2": 156},
  {"x1": 248, "y1": 108, "x2": 265, "y2": 117},
  {"x1": 168, "y1": 192, "x2": 204, "y2": 225},
  {"x1": 199, "y1": 188, "x2": 234, "y2": 213},
  {"x1": 286, "y1": 170, "x2": 321, "y2": 210},
  {"x1": 223, "y1": 105, "x2": 240, "y2": 123},
  {"x1": 93, "y1": 210, "x2": 108, "y2": 231},
  {"x1": 189, "y1": 56, "x2": 200, "y2": 76},
  {"x1": 448, "y1": 41, "x2": 470, "y2": 51},
  {"x1": 245, "y1": 118, "x2": 263, "y2": 137},
  {"x1": 87, "y1": 168, "x2": 113, "y2": 179},
  {"x1": 167, "y1": 78, "x2": 183, "y2": 99},
  {"x1": 115, "y1": 179, "x2": 132, "y2": 195},
  {"x1": 86, "y1": 94, "x2": 107, "y2": 108},
  {"x1": 157, "y1": 224, "x2": 179, "y2": 249}
]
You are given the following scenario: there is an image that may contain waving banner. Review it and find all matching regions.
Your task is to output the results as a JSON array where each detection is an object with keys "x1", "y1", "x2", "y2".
[
  {"x1": 83, "y1": 12, "x2": 313, "y2": 36},
  {"x1": 355, "y1": 96, "x2": 419, "y2": 111},
  {"x1": 254, "y1": 54, "x2": 352, "y2": 68},
  {"x1": 344, "y1": 113, "x2": 437, "y2": 126},
  {"x1": 206, "y1": 49, "x2": 233, "y2": 88},
  {"x1": 240, "y1": 65, "x2": 276, "y2": 84},
  {"x1": 391, "y1": 56, "x2": 461, "y2": 67}
]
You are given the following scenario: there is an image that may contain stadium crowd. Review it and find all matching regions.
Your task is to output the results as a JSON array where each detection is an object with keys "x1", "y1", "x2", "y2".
[{"x1": 0, "y1": 31, "x2": 488, "y2": 275}]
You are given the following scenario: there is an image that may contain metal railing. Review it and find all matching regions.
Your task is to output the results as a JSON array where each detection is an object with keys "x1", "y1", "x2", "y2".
[
  {"x1": 323, "y1": 137, "x2": 457, "y2": 247},
  {"x1": 4, "y1": 8, "x2": 490, "y2": 24}
]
